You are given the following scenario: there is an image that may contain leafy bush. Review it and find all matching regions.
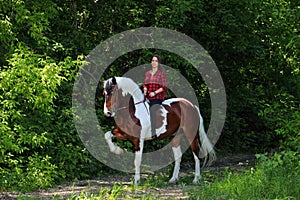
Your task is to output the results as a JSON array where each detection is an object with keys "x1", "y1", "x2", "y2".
[{"x1": 0, "y1": 45, "x2": 89, "y2": 190}]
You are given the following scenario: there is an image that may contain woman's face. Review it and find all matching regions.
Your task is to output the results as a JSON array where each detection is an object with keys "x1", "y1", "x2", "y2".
[{"x1": 151, "y1": 56, "x2": 159, "y2": 68}]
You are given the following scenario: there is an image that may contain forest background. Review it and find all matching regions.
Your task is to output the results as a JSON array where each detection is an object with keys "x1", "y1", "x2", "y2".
[{"x1": 0, "y1": 0, "x2": 299, "y2": 191}]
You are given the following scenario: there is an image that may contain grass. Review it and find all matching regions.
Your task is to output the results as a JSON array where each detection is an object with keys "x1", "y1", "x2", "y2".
[
  {"x1": 64, "y1": 183, "x2": 159, "y2": 200},
  {"x1": 189, "y1": 155, "x2": 300, "y2": 200}
]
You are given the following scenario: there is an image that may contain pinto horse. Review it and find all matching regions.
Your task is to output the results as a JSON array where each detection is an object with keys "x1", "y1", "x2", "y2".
[{"x1": 102, "y1": 77, "x2": 215, "y2": 185}]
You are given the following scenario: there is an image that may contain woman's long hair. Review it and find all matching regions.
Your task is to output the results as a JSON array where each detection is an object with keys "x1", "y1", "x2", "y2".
[{"x1": 152, "y1": 54, "x2": 165, "y2": 73}]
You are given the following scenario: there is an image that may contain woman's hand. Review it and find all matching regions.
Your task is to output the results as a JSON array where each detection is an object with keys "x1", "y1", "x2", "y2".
[
  {"x1": 149, "y1": 92, "x2": 155, "y2": 97},
  {"x1": 143, "y1": 87, "x2": 147, "y2": 96}
]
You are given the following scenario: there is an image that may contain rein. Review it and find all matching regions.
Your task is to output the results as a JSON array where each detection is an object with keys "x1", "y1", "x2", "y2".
[{"x1": 114, "y1": 99, "x2": 147, "y2": 113}]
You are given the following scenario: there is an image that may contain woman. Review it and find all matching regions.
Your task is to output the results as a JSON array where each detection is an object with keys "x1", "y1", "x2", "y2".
[{"x1": 143, "y1": 55, "x2": 167, "y2": 138}]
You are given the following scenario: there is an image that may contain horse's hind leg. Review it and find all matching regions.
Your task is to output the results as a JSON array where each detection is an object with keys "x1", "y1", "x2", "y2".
[
  {"x1": 169, "y1": 145, "x2": 182, "y2": 184},
  {"x1": 190, "y1": 137, "x2": 201, "y2": 184},
  {"x1": 193, "y1": 152, "x2": 201, "y2": 184},
  {"x1": 134, "y1": 139, "x2": 144, "y2": 185},
  {"x1": 169, "y1": 135, "x2": 182, "y2": 184}
]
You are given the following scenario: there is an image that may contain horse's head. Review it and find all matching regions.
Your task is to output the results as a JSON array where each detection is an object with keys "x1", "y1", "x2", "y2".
[
  {"x1": 103, "y1": 77, "x2": 118, "y2": 117},
  {"x1": 103, "y1": 76, "x2": 140, "y2": 117}
]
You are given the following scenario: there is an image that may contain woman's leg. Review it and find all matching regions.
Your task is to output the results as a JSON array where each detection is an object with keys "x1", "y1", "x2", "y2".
[{"x1": 149, "y1": 100, "x2": 162, "y2": 138}]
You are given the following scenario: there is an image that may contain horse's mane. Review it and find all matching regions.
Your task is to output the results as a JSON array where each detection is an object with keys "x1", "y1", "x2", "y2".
[{"x1": 115, "y1": 77, "x2": 144, "y2": 102}]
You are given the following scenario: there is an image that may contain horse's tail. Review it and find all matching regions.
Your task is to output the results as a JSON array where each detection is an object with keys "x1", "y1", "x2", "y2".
[{"x1": 196, "y1": 106, "x2": 216, "y2": 167}]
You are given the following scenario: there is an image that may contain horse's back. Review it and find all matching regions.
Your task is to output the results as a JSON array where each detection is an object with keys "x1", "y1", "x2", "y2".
[
  {"x1": 163, "y1": 98, "x2": 195, "y2": 106},
  {"x1": 163, "y1": 97, "x2": 200, "y2": 128}
]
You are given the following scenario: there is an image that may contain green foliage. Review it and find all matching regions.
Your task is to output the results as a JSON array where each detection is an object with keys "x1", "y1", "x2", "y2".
[
  {"x1": 258, "y1": 92, "x2": 299, "y2": 152},
  {"x1": 0, "y1": 45, "x2": 62, "y2": 190},
  {"x1": 0, "y1": 0, "x2": 59, "y2": 65},
  {"x1": 277, "y1": 109, "x2": 300, "y2": 152},
  {"x1": 202, "y1": 0, "x2": 300, "y2": 152},
  {"x1": 0, "y1": 44, "x2": 89, "y2": 190}
]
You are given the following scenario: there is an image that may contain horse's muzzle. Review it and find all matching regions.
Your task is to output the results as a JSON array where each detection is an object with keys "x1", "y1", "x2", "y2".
[{"x1": 105, "y1": 111, "x2": 115, "y2": 117}]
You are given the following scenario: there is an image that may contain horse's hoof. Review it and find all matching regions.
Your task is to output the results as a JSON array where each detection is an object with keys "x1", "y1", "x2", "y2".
[
  {"x1": 169, "y1": 178, "x2": 178, "y2": 184},
  {"x1": 115, "y1": 147, "x2": 124, "y2": 155},
  {"x1": 192, "y1": 179, "x2": 200, "y2": 185},
  {"x1": 119, "y1": 149, "x2": 124, "y2": 155},
  {"x1": 134, "y1": 180, "x2": 140, "y2": 185}
]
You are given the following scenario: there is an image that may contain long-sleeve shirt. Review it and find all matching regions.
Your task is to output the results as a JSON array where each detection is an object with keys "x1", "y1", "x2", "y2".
[{"x1": 143, "y1": 69, "x2": 167, "y2": 101}]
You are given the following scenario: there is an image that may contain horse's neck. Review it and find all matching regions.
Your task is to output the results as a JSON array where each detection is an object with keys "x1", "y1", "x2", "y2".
[
  {"x1": 118, "y1": 78, "x2": 143, "y2": 103},
  {"x1": 130, "y1": 88, "x2": 144, "y2": 103}
]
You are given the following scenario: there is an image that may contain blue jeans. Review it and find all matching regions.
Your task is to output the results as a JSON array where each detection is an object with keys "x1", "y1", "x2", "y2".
[{"x1": 149, "y1": 99, "x2": 162, "y2": 137}]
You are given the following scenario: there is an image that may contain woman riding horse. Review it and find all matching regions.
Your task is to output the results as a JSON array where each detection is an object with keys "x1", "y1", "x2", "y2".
[
  {"x1": 103, "y1": 76, "x2": 215, "y2": 185},
  {"x1": 143, "y1": 54, "x2": 167, "y2": 139}
]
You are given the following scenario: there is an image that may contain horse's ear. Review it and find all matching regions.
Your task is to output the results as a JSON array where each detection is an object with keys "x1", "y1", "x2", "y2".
[
  {"x1": 99, "y1": 77, "x2": 105, "y2": 83},
  {"x1": 112, "y1": 77, "x2": 117, "y2": 85}
]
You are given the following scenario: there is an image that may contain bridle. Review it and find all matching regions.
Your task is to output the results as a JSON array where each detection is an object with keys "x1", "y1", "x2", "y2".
[{"x1": 105, "y1": 84, "x2": 149, "y2": 116}]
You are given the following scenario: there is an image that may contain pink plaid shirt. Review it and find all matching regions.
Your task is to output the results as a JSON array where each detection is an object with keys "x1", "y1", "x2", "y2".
[{"x1": 143, "y1": 69, "x2": 166, "y2": 101}]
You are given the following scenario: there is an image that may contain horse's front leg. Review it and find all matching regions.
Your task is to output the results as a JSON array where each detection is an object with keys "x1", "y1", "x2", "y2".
[
  {"x1": 104, "y1": 131, "x2": 124, "y2": 155},
  {"x1": 134, "y1": 139, "x2": 144, "y2": 185}
]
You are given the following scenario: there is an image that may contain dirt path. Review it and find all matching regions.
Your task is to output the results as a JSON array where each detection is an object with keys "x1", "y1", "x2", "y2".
[{"x1": 1, "y1": 154, "x2": 256, "y2": 199}]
